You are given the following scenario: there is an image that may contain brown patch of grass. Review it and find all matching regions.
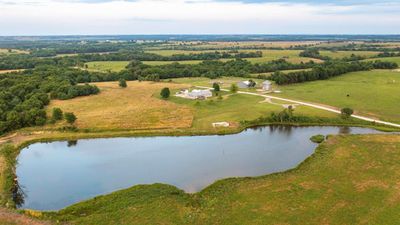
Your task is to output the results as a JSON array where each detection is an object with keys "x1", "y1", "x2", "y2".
[
  {"x1": 47, "y1": 81, "x2": 194, "y2": 130},
  {"x1": 0, "y1": 208, "x2": 52, "y2": 225}
]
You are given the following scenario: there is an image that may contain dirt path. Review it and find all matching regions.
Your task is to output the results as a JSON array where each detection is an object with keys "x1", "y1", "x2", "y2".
[{"x1": 196, "y1": 86, "x2": 400, "y2": 128}]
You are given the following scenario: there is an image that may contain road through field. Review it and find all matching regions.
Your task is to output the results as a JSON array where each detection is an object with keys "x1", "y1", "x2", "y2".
[{"x1": 195, "y1": 86, "x2": 400, "y2": 128}]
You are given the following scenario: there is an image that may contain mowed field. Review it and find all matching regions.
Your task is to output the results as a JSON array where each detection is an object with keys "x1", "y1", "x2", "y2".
[
  {"x1": 47, "y1": 81, "x2": 194, "y2": 130},
  {"x1": 273, "y1": 70, "x2": 400, "y2": 123},
  {"x1": 84, "y1": 61, "x2": 129, "y2": 72},
  {"x1": 49, "y1": 134, "x2": 400, "y2": 225}
]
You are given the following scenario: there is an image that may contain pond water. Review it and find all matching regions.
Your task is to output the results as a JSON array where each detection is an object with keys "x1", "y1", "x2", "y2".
[{"x1": 16, "y1": 126, "x2": 381, "y2": 211}]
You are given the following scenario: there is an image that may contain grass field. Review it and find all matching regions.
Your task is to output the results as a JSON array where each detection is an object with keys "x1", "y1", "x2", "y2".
[
  {"x1": 364, "y1": 57, "x2": 400, "y2": 65},
  {"x1": 0, "y1": 49, "x2": 28, "y2": 54},
  {"x1": 142, "y1": 60, "x2": 203, "y2": 66},
  {"x1": 272, "y1": 70, "x2": 400, "y2": 123},
  {"x1": 319, "y1": 50, "x2": 379, "y2": 59},
  {"x1": 84, "y1": 61, "x2": 129, "y2": 72},
  {"x1": 46, "y1": 78, "x2": 337, "y2": 132},
  {"x1": 45, "y1": 134, "x2": 400, "y2": 225},
  {"x1": 46, "y1": 81, "x2": 194, "y2": 130}
]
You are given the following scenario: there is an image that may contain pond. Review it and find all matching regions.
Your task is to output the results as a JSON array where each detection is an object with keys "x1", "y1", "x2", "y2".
[{"x1": 16, "y1": 126, "x2": 381, "y2": 211}]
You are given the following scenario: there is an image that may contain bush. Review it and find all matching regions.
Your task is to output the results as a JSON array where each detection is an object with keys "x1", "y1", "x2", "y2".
[
  {"x1": 213, "y1": 83, "x2": 220, "y2": 92},
  {"x1": 119, "y1": 79, "x2": 127, "y2": 88},
  {"x1": 230, "y1": 84, "x2": 238, "y2": 93},
  {"x1": 341, "y1": 108, "x2": 354, "y2": 119},
  {"x1": 310, "y1": 134, "x2": 325, "y2": 143},
  {"x1": 64, "y1": 112, "x2": 77, "y2": 125},
  {"x1": 160, "y1": 87, "x2": 170, "y2": 99},
  {"x1": 52, "y1": 108, "x2": 63, "y2": 121}
]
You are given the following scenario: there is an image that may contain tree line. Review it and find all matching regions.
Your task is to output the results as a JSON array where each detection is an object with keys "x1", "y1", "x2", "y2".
[
  {"x1": 0, "y1": 67, "x2": 99, "y2": 135},
  {"x1": 270, "y1": 60, "x2": 398, "y2": 85}
]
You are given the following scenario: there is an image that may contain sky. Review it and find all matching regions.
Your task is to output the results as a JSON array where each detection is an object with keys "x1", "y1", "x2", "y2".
[{"x1": 0, "y1": 0, "x2": 399, "y2": 35}]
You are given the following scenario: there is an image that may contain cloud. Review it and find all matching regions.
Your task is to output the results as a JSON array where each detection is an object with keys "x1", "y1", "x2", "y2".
[{"x1": 0, "y1": 0, "x2": 399, "y2": 35}]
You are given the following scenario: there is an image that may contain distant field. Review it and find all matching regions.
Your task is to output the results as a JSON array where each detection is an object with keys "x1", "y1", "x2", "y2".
[
  {"x1": 84, "y1": 61, "x2": 129, "y2": 72},
  {"x1": 0, "y1": 48, "x2": 28, "y2": 54},
  {"x1": 46, "y1": 81, "x2": 193, "y2": 130},
  {"x1": 185, "y1": 41, "x2": 323, "y2": 49},
  {"x1": 146, "y1": 49, "x2": 323, "y2": 64},
  {"x1": 250, "y1": 68, "x2": 313, "y2": 78},
  {"x1": 142, "y1": 60, "x2": 203, "y2": 66},
  {"x1": 49, "y1": 134, "x2": 400, "y2": 224},
  {"x1": 273, "y1": 70, "x2": 400, "y2": 123},
  {"x1": 319, "y1": 50, "x2": 379, "y2": 59},
  {"x1": 364, "y1": 57, "x2": 400, "y2": 65}
]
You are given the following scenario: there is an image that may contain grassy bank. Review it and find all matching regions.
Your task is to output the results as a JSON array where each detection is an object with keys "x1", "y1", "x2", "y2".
[{"x1": 32, "y1": 134, "x2": 400, "y2": 225}]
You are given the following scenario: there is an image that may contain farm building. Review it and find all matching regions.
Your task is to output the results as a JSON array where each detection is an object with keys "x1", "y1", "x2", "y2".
[
  {"x1": 262, "y1": 80, "x2": 272, "y2": 91},
  {"x1": 237, "y1": 80, "x2": 257, "y2": 88},
  {"x1": 176, "y1": 89, "x2": 213, "y2": 100}
]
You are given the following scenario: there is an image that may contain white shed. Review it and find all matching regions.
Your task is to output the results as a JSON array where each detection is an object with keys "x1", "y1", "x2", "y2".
[{"x1": 262, "y1": 80, "x2": 272, "y2": 91}]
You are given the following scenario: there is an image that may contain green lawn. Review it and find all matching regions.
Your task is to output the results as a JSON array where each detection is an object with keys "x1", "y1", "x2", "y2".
[
  {"x1": 45, "y1": 134, "x2": 400, "y2": 225},
  {"x1": 84, "y1": 61, "x2": 129, "y2": 72},
  {"x1": 272, "y1": 70, "x2": 400, "y2": 123},
  {"x1": 168, "y1": 77, "x2": 337, "y2": 130}
]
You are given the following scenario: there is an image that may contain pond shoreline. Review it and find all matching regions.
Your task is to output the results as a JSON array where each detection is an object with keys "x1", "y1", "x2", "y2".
[{"x1": 0, "y1": 121, "x2": 399, "y2": 212}]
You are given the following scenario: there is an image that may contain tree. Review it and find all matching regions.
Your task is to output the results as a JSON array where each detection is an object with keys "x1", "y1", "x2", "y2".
[
  {"x1": 52, "y1": 108, "x2": 63, "y2": 121},
  {"x1": 230, "y1": 84, "x2": 238, "y2": 93},
  {"x1": 119, "y1": 79, "x2": 127, "y2": 88},
  {"x1": 160, "y1": 87, "x2": 170, "y2": 99},
  {"x1": 341, "y1": 108, "x2": 354, "y2": 119},
  {"x1": 213, "y1": 83, "x2": 220, "y2": 92},
  {"x1": 64, "y1": 112, "x2": 77, "y2": 125}
]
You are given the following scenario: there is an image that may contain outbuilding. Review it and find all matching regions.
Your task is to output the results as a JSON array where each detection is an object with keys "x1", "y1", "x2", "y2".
[{"x1": 262, "y1": 80, "x2": 272, "y2": 91}]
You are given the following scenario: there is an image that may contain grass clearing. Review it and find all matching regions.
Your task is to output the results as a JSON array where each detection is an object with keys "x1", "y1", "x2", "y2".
[
  {"x1": 46, "y1": 81, "x2": 194, "y2": 130},
  {"x1": 142, "y1": 60, "x2": 203, "y2": 66},
  {"x1": 364, "y1": 57, "x2": 400, "y2": 65},
  {"x1": 45, "y1": 134, "x2": 400, "y2": 225},
  {"x1": 84, "y1": 61, "x2": 129, "y2": 72},
  {"x1": 0, "y1": 69, "x2": 25, "y2": 74},
  {"x1": 272, "y1": 70, "x2": 400, "y2": 123}
]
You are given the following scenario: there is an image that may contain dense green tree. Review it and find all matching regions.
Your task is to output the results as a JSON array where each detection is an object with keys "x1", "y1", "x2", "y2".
[
  {"x1": 52, "y1": 108, "x2": 63, "y2": 121},
  {"x1": 160, "y1": 87, "x2": 170, "y2": 99},
  {"x1": 213, "y1": 83, "x2": 220, "y2": 92},
  {"x1": 341, "y1": 108, "x2": 354, "y2": 119},
  {"x1": 119, "y1": 79, "x2": 127, "y2": 88},
  {"x1": 64, "y1": 112, "x2": 77, "y2": 125}
]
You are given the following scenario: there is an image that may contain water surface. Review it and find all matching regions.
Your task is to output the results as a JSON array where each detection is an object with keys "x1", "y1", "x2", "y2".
[{"x1": 16, "y1": 126, "x2": 380, "y2": 210}]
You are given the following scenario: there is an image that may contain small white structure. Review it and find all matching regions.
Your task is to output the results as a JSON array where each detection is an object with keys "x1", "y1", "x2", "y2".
[
  {"x1": 262, "y1": 80, "x2": 272, "y2": 91},
  {"x1": 176, "y1": 89, "x2": 212, "y2": 100},
  {"x1": 212, "y1": 122, "x2": 230, "y2": 128},
  {"x1": 237, "y1": 80, "x2": 256, "y2": 88}
]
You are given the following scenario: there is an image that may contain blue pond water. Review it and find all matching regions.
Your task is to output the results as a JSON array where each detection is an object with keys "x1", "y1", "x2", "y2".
[{"x1": 16, "y1": 126, "x2": 381, "y2": 210}]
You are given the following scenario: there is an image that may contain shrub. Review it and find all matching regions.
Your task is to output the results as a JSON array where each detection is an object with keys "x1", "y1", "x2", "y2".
[
  {"x1": 213, "y1": 83, "x2": 220, "y2": 92},
  {"x1": 341, "y1": 108, "x2": 354, "y2": 119},
  {"x1": 230, "y1": 84, "x2": 238, "y2": 93},
  {"x1": 119, "y1": 79, "x2": 127, "y2": 88},
  {"x1": 52, "y1": 108, "x2": 63, "y2": 121},
  {"x1": 310, "y1": 135, "x2": 325, "y2": 143},
  {"x1": 160, "y1": 87, "x2": 170, "y2": 99},
  {"x1": 64, "y1": 112, "x2": 77, "y2": 125}
]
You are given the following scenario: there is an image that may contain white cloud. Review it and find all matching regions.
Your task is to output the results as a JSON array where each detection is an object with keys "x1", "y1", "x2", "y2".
[{"x1": 0, "y1": 0, "x2": 399, "y2": 35}]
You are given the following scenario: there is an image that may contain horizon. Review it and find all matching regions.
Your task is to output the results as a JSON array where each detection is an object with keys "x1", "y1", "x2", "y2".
[{"x1": 1, "y1": 0, "x2": 400, "y2": 36}]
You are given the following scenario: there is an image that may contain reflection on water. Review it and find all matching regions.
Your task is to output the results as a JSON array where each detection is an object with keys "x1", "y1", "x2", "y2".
[{"x1": 16, "y1": 126, "x2": 381, "y2": 211}]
